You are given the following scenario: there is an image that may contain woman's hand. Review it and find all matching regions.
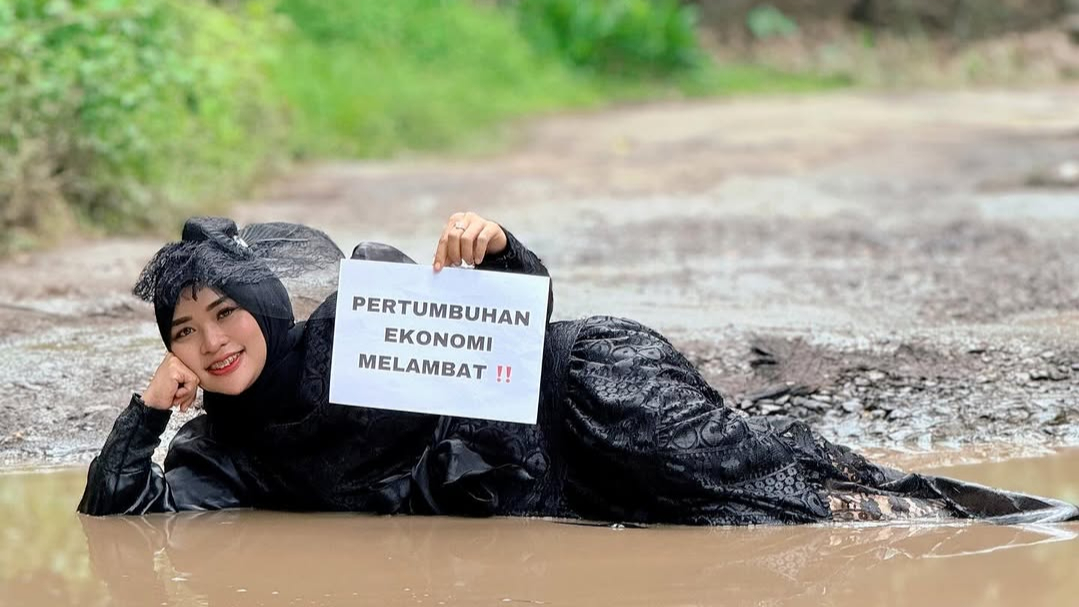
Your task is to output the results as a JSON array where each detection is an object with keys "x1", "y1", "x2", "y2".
[
  {"x1": 143, "y1": 353, "x2": 200, "y2": 413},
  {"x1": 432, "y1": 211, "x2": 507, "y2": 271}
]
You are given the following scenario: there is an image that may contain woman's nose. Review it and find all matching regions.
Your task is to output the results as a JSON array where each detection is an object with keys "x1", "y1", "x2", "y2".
[{"x1": 201, "y1": 325, "x2": 229, "y2": 353}]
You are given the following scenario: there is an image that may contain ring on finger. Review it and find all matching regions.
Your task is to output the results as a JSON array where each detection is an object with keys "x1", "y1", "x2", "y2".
[{"x1": 453, "y1": 221, "x2": 466, "y2": 231}]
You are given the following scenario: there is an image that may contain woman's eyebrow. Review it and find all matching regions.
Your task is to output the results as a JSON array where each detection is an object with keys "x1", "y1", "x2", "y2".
[
  {"x1": 171, "y1": 297, "x2": 231, "y2": 326},
  {"x1": 205, "y1": 296, "x2": 230, "y2": 311}
]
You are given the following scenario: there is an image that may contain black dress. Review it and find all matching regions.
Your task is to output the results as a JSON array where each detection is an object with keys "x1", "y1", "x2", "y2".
[{"x1": 78, "y1": 232, "x2": 1079, "y2": 525}]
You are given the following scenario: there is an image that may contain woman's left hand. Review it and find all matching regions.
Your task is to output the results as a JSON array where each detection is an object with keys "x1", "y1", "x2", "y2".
[{"x1": 432, "y1": 212, "x2": 507, "y2": 271}]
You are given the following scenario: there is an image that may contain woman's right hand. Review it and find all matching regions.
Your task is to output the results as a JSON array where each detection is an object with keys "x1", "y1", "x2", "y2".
[{"x1": 143, "y1": 353, "x2": 200, "y2": 413}]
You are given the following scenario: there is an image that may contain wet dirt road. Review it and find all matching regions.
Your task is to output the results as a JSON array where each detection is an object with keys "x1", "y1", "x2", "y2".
[
  {"x1": 3, "y1": 450, "x2": 1079, "y2": 606},
  {"x1": 0, "y1": 89, "x2": 1077, "y2": 465}
]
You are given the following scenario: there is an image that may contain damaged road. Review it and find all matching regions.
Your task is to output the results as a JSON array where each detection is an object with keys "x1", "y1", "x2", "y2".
[{"x1": 1, "y1": 89, "x2": 1078, "y2": 467}]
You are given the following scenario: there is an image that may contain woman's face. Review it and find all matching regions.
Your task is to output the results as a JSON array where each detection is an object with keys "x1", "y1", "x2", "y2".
[{"x1": 170, "y1": 287, "x2": 267, "y2": 395}]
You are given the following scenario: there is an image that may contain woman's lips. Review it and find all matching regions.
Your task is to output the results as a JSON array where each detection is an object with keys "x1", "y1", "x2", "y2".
[{"x1": 207, "y1": 351, "x2": 243, "y2": 376}]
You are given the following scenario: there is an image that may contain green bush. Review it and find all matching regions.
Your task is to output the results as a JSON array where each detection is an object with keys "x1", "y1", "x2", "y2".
[
  {"x1": 0, "y1": 0, "x2": 284, "y2": 249},
  {"x1": 0, "y1": 0, "x2": 847, "y2": 250},
  {"x1": 746, "y1": 5, "x2": 799, "y2": 40},
  {"x1": 513, "y1": 0, "x2": 704, "y2": 77},
  {"x1": 271, "y1": 0, "x2": 597, "y2": 158}
]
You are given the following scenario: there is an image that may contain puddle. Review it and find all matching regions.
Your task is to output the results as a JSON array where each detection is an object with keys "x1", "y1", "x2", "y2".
[
  {"x1": 976, "y1": 192, "x2": 1079, "y2": 222},
  {"x1": 2, "y1": 451, "x2": 1079, "y2": 606}
]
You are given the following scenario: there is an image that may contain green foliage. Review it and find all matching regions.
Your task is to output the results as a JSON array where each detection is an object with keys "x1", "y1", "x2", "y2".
[
  {"x1": 271, "y1": 0, "x2": 598, "y2": 157},
  {"x1": 0, "y1": 0, "x2": 285, "y2": 248},
  {"x1": 514, "y1": 0, "x2": 704, "y2": 77},
  {"x1": 746, "y1": 5, "x2": 799, "y2": 40},
  {"x1": 0, "y1": 0, "x2": 848, "y2": 249}
]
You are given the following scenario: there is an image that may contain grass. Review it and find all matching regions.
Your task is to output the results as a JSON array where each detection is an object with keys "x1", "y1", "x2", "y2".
[
  {"x1": 270, "y1": 0, "x2": 846, "y2": 159},
  {"x1": 270, "y1": 0, "x2": 601, "y2": 159},
  {"x1": 272, "y1": 39, "x2": 600, "y2": 159}
]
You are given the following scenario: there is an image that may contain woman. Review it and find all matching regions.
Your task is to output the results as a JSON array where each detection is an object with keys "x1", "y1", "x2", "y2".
[{"x1": 78, "y1": 214, "x2": 1079, "y2": 524}]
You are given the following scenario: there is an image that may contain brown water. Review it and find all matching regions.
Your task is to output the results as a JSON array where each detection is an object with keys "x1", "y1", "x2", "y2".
[{"x1": 3, "y1": 451, "x2": 1079, "y2": 607}]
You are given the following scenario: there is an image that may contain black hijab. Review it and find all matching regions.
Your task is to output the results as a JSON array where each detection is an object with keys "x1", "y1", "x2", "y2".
[
  {"x1": 197, "y1": 281, "x2": 308, "y2": 429},
  {"x1": 136, "y1": 218, "x2": 454, "y2": 511},
  {"x1": 134, "y1": 217, "x2": 342, "y2": 431}
]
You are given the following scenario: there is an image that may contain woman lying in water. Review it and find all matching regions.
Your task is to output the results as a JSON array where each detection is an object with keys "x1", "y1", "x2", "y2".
[{"x1": 78, "y1": 214, "x2": 1079, "y2": 524}]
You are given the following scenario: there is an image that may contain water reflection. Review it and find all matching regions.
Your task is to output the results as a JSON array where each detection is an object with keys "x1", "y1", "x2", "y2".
[
  {"x1": 71, "y1": 513, "x2": 1079, "y2": 607},
  {"x1": 0, "y1": 470, "x2": 110, "y2": 607},
  {"x1": 3, "y1": 453, "x2": 1079, "y2": 607}
]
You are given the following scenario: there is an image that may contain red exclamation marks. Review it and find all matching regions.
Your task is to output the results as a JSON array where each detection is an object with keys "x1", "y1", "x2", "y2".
[
  {"x1": 505, "y1": 366, "x2": 512, "y2": 383},
  {"x1": 497, "y1": 365, "x2": 503, "y2": 382}
]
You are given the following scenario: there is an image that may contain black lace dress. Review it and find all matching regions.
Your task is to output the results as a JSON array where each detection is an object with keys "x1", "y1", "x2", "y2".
[{"x1": 78, "y1": 230, "x2": 1079, "y2": 525}]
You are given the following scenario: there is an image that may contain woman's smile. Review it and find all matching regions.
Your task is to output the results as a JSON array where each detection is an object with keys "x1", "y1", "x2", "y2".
[
  {"x1": 170, "y1": 287, "x2": 267, "y2": 395},
  {"x1": 207, "y1": 351, "x2": 244, "y2": 376}
]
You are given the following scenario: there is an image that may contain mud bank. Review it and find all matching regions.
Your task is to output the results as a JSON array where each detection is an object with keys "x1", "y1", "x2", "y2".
[{"x1": 0, "y1": 89, "x2": 1077, "y2": 466}]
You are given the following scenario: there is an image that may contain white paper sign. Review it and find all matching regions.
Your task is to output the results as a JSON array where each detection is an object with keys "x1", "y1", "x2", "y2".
[{"x1": 328, "y1": 260, "x2": 551, "y2": 424}]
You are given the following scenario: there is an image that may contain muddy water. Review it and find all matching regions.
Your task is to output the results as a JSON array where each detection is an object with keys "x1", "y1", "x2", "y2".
[{"x1": 3, "y1": 452, "x2": 1079, "y2": 607}]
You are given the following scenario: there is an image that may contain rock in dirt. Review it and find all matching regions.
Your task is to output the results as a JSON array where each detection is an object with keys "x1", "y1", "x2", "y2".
[
  {"x1": 746, "y1": 385, "x2": 790, "y2": 402},
  {"x1": 842, "y1": 399, "x2": 865, "y2": 413},
  {"x1": 758, "y1": 402, "x2": 784, "y2": 415}
]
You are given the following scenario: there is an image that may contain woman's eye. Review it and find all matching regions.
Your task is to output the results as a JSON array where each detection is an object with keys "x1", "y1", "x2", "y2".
[
  {"x1": 173, "y1": 327, "x2": 193, "y2": 340},
  {"x1": 218, "y1": 307, "x2": 236, "y2": 320}
]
